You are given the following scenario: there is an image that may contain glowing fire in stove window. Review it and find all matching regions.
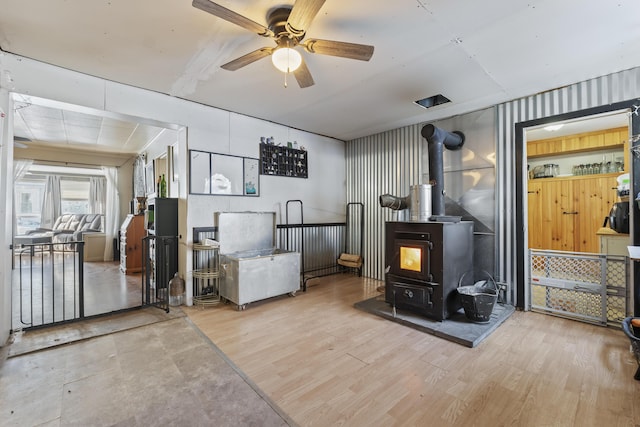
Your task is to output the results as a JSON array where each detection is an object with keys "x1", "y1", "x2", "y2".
[{"x1": 400, "y1": 246, "x2": 421, "y2": 272}]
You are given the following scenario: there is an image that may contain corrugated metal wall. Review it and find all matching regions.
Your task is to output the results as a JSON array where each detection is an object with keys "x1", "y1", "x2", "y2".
[
  {"x1": 346, "y1": 126, "x2": 423, "y2": 280},
  {"x1": 346, "y1": 66, "x2": 640, "y2": 306},
  {"x1": 277, "y1": 223, "x2": 345, "y2": 273}
]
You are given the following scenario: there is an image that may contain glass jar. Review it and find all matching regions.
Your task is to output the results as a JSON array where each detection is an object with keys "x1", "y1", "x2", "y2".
[
  {"x1": 543, "y1": 164, "x2": 558, "y2": 177},
  {"x1": 169, "y1": 272, "x2": 185, "y2": 306}
]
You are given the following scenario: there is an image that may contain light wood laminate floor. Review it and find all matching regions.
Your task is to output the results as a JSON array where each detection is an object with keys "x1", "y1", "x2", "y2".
[{"x1": 185, "y1": 274, "x2": 640, "y2": 427}]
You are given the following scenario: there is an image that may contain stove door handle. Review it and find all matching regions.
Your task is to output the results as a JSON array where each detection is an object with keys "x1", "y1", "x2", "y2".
[
  {"x1": 426, "y1": 242, "x2": 433, "y2": 280},
  {"x1": 403, "y1": 289, "x2": 414, "y2": 299}
]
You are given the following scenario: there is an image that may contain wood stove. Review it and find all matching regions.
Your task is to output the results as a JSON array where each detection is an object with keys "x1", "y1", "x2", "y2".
[
  {"x1": 385, "y1": 220, "x2": 473, "y2": 320},
  {"x1": 381, "y1": 124, "x2": 475, "y2": 320}
]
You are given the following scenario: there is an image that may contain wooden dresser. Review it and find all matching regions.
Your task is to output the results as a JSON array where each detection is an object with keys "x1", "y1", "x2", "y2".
[{"x1": 119, "y1": 214, "x2": 145, "y2": 274}]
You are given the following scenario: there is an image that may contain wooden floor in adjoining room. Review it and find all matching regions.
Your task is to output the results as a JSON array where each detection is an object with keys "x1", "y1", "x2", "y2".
[
  {"x1": 185, "y1": 273, "x2": 640, "y2": 427},
  {"x1": 11, "y1": 254, "x2": 142, "y2": 331}
]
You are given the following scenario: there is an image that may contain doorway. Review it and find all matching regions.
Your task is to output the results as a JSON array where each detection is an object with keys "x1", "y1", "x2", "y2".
[
  {"x1": 9, "y1": 93, "x2": 180, "y2": 331},
  {"x1": 515, "y1": 100, "x2": 640, "y2": 320}
]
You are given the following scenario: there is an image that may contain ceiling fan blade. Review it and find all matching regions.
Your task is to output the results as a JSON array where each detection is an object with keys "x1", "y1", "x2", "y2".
[
  {"x1": 192, "y1": 0, "x2": 274, "y2": 37},
  {"x1": 303, "y1": 39, "x2": 374, "y2": 61},
  {"x1": 293, "y1": 60, "x2": 315, "y2": 88},
  {"x1": 221, "y1": 47, "x2": 274, "y2": 71},
  {"x1": 286, "y1": 0, "x2": 326, "y2": 36}
]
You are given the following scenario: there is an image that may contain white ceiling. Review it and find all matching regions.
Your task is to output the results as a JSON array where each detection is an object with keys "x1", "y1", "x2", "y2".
[
  {"x1": 12, "y1": 94, "x2": 172, "y2": 154},
  {"x1": 526, "y1": 110, "x2": 631, "y2": 141},
  {"x1": 2, "y1": 0, "x2": 640, "y2": 153}
]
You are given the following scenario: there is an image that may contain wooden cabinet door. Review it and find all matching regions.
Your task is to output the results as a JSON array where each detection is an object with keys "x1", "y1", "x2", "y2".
[
  {"x1": 528, "y1": 176, "x2": 617, "y2": 253},
  {"x1": 528, "y1": 179, "x2": 573, "y2": 251},
  {"x1": 573, "y1": 176, "x2": 617, "y2": 253},
  {"x1": 548, "y1": 179, "x2": 575, "y2": 251},
  {"x1": 126, "y1": 215, "x2": 145, "y2": 273},
  {"x1": 527, "y1": 181, "x2": 544, "y2": 249}
]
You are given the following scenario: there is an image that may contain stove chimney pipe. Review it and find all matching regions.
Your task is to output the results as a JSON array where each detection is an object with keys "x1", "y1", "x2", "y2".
[
  {"x1": 421, "y1": 124, "x2": 465, "y2": 217},
  {"x1": 379, "y1": 194, "x2": 410, "y2": 210}
]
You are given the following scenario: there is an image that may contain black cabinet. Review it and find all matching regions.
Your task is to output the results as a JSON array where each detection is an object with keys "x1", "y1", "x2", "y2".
[
  {"x1": 259, "y1": 143, "x2": 308, "y2": 178},
  {"x1": 146, "y1": 198, "x2": 178, "y2": 236},
  {"x1": 143, "y1": 198, "x2": 178, "y2": 309}
]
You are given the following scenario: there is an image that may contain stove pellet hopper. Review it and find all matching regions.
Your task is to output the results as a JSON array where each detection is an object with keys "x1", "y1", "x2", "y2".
[{"x1": 215, "y1": 211, "x2": 300, "y2": 310}]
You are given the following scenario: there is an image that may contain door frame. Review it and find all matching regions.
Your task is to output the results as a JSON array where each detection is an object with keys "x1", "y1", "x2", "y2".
[{"x1": 515, "y1": 99, "x2": 640, "y2": 314}]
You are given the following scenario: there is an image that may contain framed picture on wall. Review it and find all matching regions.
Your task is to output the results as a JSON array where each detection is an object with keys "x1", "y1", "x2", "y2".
[
  {"x1": 210, "y1": 153, "x2": 243, "y2": 195},
  {"x1": 244, "y1": 158, "x2": 259, "y2": 195},
  {"x1": 188, "y1": 149, "x2": 259, "y2": 196},
  {"x1": 171, "y1": 143, "x2": 179, "y2": 182},
  {"x1": 189, "y1": 150, "x2": 211, "y2": 195},
  {"x1": 145, "y1": 161, "x2": 155, "y2": 195}
]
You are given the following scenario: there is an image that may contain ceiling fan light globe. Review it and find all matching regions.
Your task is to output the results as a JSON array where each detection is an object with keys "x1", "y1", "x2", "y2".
[{"x1": 272, "y1": 47, "x2": 302, "y2": 73}]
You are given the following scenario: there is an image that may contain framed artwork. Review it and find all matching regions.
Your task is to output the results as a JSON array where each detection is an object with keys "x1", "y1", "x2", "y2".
[
  {"x1": 145, "y1": 161, "x2": 155, "y2": 195},
  {"x1": 171, "y1": 143, "x2": 179, "y2": 182},
  {"x1": 243, "y1": 158, "x2": 259, "y2": 195},
  {"x1": 189, "y1": 150, "x2": 259, "y2": 196}
]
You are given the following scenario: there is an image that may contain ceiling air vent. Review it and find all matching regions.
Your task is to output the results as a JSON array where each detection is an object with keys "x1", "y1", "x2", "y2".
[{"x1": 414, "y1": 94, "x2": 451, "y2": 109}]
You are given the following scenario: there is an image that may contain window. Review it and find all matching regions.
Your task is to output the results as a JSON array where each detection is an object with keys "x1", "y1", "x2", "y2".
[
  {"x1": 15, "y1": 165, "x2": 103, "y2": 234},
  {"x1": 15, "y1": 179, "x2": 45, "y2": 234},
  {"x1": 60, "y1": 179, "x2": 90, "y2": 214}
]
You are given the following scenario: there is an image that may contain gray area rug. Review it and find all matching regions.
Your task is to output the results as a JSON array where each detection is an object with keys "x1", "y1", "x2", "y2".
[
  {"x1": 1, "y1": 313, "x2": 295, "y2": 426},
  {"x1": 354, "y1": 295, "x2": 515, "y2": 348},
  {"x1": 7, "y1": 306, "x2": 186, "y2": 357}
]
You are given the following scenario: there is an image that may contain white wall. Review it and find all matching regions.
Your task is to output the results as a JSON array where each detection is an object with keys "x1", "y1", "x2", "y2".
[
  {"x1": 0, "y1": 51, "x2": 346, "y2": 341},
  {"x1": 186, "y1": 112, "x2": 345, "y2": 225}
]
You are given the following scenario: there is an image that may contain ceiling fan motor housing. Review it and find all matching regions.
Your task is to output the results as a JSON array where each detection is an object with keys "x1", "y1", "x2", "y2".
[{"x1": 268, "y1": 7, "x2": 303, "y2": 46}]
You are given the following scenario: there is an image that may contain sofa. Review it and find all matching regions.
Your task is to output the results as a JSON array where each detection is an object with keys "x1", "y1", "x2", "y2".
[{"x1": 26, "y1": 213, "x2": 103, "y2": 244}]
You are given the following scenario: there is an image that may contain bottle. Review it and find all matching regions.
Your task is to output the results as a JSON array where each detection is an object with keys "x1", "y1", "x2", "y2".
[
  {"x1": 168, "y1": 272, "x2": 185, "y2": 306},
  {"x1": 160, "y1": 174, "x2": 167, "y2": 198}
]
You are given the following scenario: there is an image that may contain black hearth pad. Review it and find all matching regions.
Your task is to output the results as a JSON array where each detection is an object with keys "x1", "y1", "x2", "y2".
[{"x1": 354, "y1": 296, "x2": 515, "y2": 348}]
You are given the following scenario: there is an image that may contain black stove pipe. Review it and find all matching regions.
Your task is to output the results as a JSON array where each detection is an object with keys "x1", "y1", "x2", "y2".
[
  {"x1": 421, "y1": 124, "x2": 465, "y2": 217},
  {"x1": 379, "y1": 194, "x2": 410, "y2": 210}
]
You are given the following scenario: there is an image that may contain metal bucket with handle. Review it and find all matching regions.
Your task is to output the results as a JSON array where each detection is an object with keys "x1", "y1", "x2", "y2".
[{"x1": 457, "y1": 270, "x2": 498, "y2": 323}]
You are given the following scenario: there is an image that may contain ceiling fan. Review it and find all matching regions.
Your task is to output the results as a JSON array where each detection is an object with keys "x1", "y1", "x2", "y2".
[{"x1": 192, "y1": 0, "x2": 374, "y2": 88}]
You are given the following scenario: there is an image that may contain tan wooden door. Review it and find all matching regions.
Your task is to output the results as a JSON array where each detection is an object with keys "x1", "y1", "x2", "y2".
[
  {"x1": 573, "y1": 176, "x2": 617, "y2": 253},
  {"x1": 527, "y1": 179, "x2": 571, "y2": 250},
  {"x1": 528, "y1": 175, "x2": 617, "y2": 253},
  {"x1": 547, "y1": 179, "x2": 575, "y2": 251},
  {"x1": 527, "y1": 181, "x2": 544, "y2": 249}
]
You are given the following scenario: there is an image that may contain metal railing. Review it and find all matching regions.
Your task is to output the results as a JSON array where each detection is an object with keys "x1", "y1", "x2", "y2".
[
  {"x1": 189, "y1": 222, "x2": 351, "y2": 295},
  {"x1": 142, "y1": 235, "x2": 178, "y2": 312},
  {"x1": 13, "y1": 241, "x2": 85, "y2": 330},
  {"x1": 276, "y1": 222, "x2": 346, "y2": 289}
]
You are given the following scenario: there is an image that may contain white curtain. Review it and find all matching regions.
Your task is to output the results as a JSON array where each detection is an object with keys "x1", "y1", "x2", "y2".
[
  {"x1": 12, "y1": 159, "x2": 33, "y2": 235},
  {"x1": 89, "y1": 176, "x2": 106, "y2": 214},
  {"x1": 101, "y1": 166, "x2": 119, "y2": 261},
  {"x1": 41, "y1": 175, "x2": 61, "y2": 229}
]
